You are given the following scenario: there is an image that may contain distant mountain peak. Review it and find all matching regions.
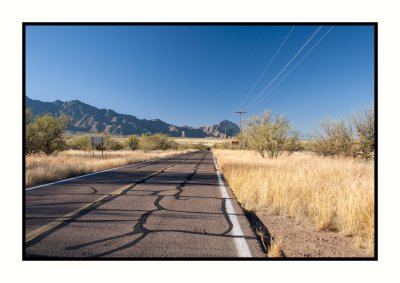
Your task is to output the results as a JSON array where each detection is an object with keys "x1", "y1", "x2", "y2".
[{"x1": 25, "y1": 96, "x2": 240, "y2": 138}]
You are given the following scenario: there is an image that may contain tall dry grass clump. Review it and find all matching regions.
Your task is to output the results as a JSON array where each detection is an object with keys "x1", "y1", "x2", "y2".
[
  {"x1": 267, "y1": 238, "x2": 284, "y2": 257},
  {"x1": 213, "y1": 149, "x2": 374, "y2": 254},
  {"x1": 26, "y1": 150, "x2": 190, "y2": 188}
]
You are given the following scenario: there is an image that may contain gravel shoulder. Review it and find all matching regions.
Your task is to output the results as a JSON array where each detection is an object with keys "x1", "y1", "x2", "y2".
[{"x1": 254, "y1": 209, "x2": 371, "y2": 258}]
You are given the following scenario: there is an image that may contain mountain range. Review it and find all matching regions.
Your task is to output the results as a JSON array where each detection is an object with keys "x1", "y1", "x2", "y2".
[{"x1": 25, "y1": 97, "x2": 240, "y2": 138}]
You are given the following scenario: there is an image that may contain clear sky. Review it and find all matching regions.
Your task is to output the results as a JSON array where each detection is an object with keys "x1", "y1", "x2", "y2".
[{"x1": 26, "y1": 25, "x2": 374, "y2": 135}]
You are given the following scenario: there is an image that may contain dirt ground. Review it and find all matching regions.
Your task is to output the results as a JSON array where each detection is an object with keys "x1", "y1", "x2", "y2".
[{"x1": 253, "y1": 210, "x2": 371, "y2": 258}]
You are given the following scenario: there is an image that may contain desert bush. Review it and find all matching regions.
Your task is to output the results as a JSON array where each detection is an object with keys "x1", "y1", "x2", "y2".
[
  {"x1": 26, "y1": 108, "x2": 33, "y2": 125},
  {"x1": 25, "y1": 108, "x2": 37, "y2": 154},
  {"x1": 126, "y1": 135, "x2": 140, "y2": 150},
  {"x1": 25, "y1": 113, "x2": 69, "y2": 155},
  {"x1": 244, "y1": 111, "x2": 297, "y2": 158},
  {"x1": 212, "y1": 142, "x2": 241, "y2": 150},
  {"x1": 174, "y1": 142, "x2": 204, "y2": 151},
  {"x1": 105, "y1": 138, "x2": 125, "y2": 151},
  {"x1": 284, "y1": 131, "x2": 303, "y2": 155},
  {"x1": 68, "y1": 135, "x2": 90, "y2": 151},
  {"x1": 192, "y1": 143, "x2": 209, "y2": 150},
  {"x1": 352, "y1": 107, "x2": 374, "y2": 160},
  {"x1": 312, "y1": 119, "x2": 355, "y2": 157},
  {"x1": 236, "y1": 132, "x2": 248, "y2": 149},
  {"x1": 310, "y1": 107, "x2": 375, "y2": 160},
  {"x1": 172, "y1": 142, "x2": 191, "y2": 150},
  {"x1": 26, "y1": 124, "x2": 39, "y2": 155},
  {"x1": 139, "y1": 134, "x2": 177, "y2": 151},
  {"x1": 306, "y1": 139, "x2": 329, "y2": 156}
]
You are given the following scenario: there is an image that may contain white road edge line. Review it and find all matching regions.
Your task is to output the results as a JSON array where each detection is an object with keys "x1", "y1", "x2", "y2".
[
  {"x1": 25, "y1": 153, "x2": 189, "y2": 191},
  {"x1": 212, "y1": 154, "x2": 252, "y2": 258}
]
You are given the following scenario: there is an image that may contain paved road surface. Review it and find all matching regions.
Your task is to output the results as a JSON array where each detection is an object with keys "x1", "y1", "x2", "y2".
[{"x1": 25, "y1": 151, "x2": 264, "y2": 258}]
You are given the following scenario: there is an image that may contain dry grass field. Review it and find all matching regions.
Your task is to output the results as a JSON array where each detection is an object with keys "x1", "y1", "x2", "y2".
[
  {"x1": 172, "y1": 137, "x2": 227, "y2": 147},
  {"x1": 26, "y1": 149, "x2": 191, "y2": 188},
  {"x1": 213, "y1": 149, "x2": 374, "y2": 255}
]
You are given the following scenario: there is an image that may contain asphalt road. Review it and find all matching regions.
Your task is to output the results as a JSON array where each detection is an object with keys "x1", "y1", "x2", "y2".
[{"x1": 25, "y1": 151, "x2": 265, "y2": 258}]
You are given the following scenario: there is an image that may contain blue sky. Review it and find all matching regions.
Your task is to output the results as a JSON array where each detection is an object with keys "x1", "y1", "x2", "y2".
[{"x1": 26, "y1": 25, "x2": 374, "y2": 134}]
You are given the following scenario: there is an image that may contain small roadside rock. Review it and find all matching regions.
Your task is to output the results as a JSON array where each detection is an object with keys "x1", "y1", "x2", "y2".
[{"x1": 255, "y1": 210, "x2": 371, "y2": 258}]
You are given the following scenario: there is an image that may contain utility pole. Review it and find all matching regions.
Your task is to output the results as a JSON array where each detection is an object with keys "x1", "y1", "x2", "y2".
[{"x1": 234, "y1": 111, "x2": 247, "y2": 134}]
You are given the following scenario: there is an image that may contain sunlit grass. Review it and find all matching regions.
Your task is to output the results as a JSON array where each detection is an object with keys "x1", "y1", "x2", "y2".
[
  {"x1": 26, "y1": 149, "x2": 191, "y2": 188},
  {"x1": 172, "y1": 137, "x2": 227, "y2": 147},
  {"x1": 213, "y1": 149, "x2": 374, "y2": 255}
]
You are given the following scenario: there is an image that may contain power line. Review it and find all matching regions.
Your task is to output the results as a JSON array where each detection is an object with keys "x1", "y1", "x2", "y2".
[
  {"x1": 243, "y1": 26, "x2": 323, "y2": 111},
  {"x1": 242, "y1": 26, "x2": 323, "y2": 112},
  {"x1": 247, "y1": 26, "x2": 335, "y2": 113},
  {"x1": 236, "y1": 26, "x2": 295, "y2": 111}
]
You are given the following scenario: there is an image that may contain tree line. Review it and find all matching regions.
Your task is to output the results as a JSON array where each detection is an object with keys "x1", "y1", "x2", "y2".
[
  {"x1": 25, "y1": 106, "x2": 374, "y2": 160},
  {"x1": 68, "y1": 133, "x2": 185, "y2": 152},
  {"x1": 214, "y1": 106, "x2": 375, "y2": 160},
  {"x1": 25, "y1": 109, "x2": 208, "y2": 155}
]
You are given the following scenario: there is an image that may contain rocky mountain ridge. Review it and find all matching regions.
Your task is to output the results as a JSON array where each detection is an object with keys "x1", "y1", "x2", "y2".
[{"x1": 26, "y1": 97, "x2": 240, "y2": 138}]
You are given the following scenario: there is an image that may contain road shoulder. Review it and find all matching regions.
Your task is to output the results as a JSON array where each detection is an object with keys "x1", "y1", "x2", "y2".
[{"x1": 256, "y1": 209, "x2": 371, "y2": 257}]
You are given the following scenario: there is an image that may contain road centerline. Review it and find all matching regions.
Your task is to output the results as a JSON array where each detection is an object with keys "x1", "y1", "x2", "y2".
[
  {"x1": 25, "y1": 152, "x2": 196, "y2": 247},
  {"x1": 25, "y1": 151, "x2": 263, "y2": 258}
]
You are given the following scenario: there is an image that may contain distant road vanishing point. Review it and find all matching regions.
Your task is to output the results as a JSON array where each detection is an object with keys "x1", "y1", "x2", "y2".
[{"x1": 24, "y1": 151, "x2": 264, "y2": 258}]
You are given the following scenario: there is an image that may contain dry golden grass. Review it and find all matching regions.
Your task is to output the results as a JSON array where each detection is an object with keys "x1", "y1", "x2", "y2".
[
  {"x1": 267, "y1": 238, "x2": 283, "y2": 257},
  {"x1": 173, "y1": 137, "x2": 227, "y2": 147},
  {"x1": 26, "y1": 149, "x2": 191, "y2": 188},
  {"x1": 213, "y1": 149, "x2": 374, "y2": 255}
]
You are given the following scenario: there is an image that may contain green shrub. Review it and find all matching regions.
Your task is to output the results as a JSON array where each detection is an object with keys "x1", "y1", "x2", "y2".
[
  {"x1": 25, "y1": 113, "x2": 69, "y2": 155},
  {"x1": 352, "y1": 107, "x2": 374, "y2": 160},
  {"x1": 192, "y1": 143, "x2": 209, "y2": 150},
  {"x1": 175, "y1": 142, "x2": 210, "y2": 151},
  {"x1": 212, "y1": 142, "x2": 240, "y2": 150},
  {"x1": 105, "y1": 138, "x2": 125, "y2": 151},
  {"x1": 126, "y1": 135, "x2": 140, "y2": 150},
  {"x1": 26, "y1": 108, "x2": 33, "y2": 125},
  {"x1": 244, "y1": 111, "x2": 296, "y2": 158},
  {"x1": 312, "y1": 119, "x2": 355, "y2": 157},
  {"x1": 308, "y1": 107, "x2": 375, "y2": 160},
  {"x1": 68, "y1": 135, "x2": 90, "y2": 151},
  {"x1": 236, "y1": 132, "x2": 247, "y2": 149},
  {"x1": 284, "y1": 131, "x2": 303, "y2": 155},
  {"x1": 139, "y1": 134, "x2": 176, "y2": 151}
]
